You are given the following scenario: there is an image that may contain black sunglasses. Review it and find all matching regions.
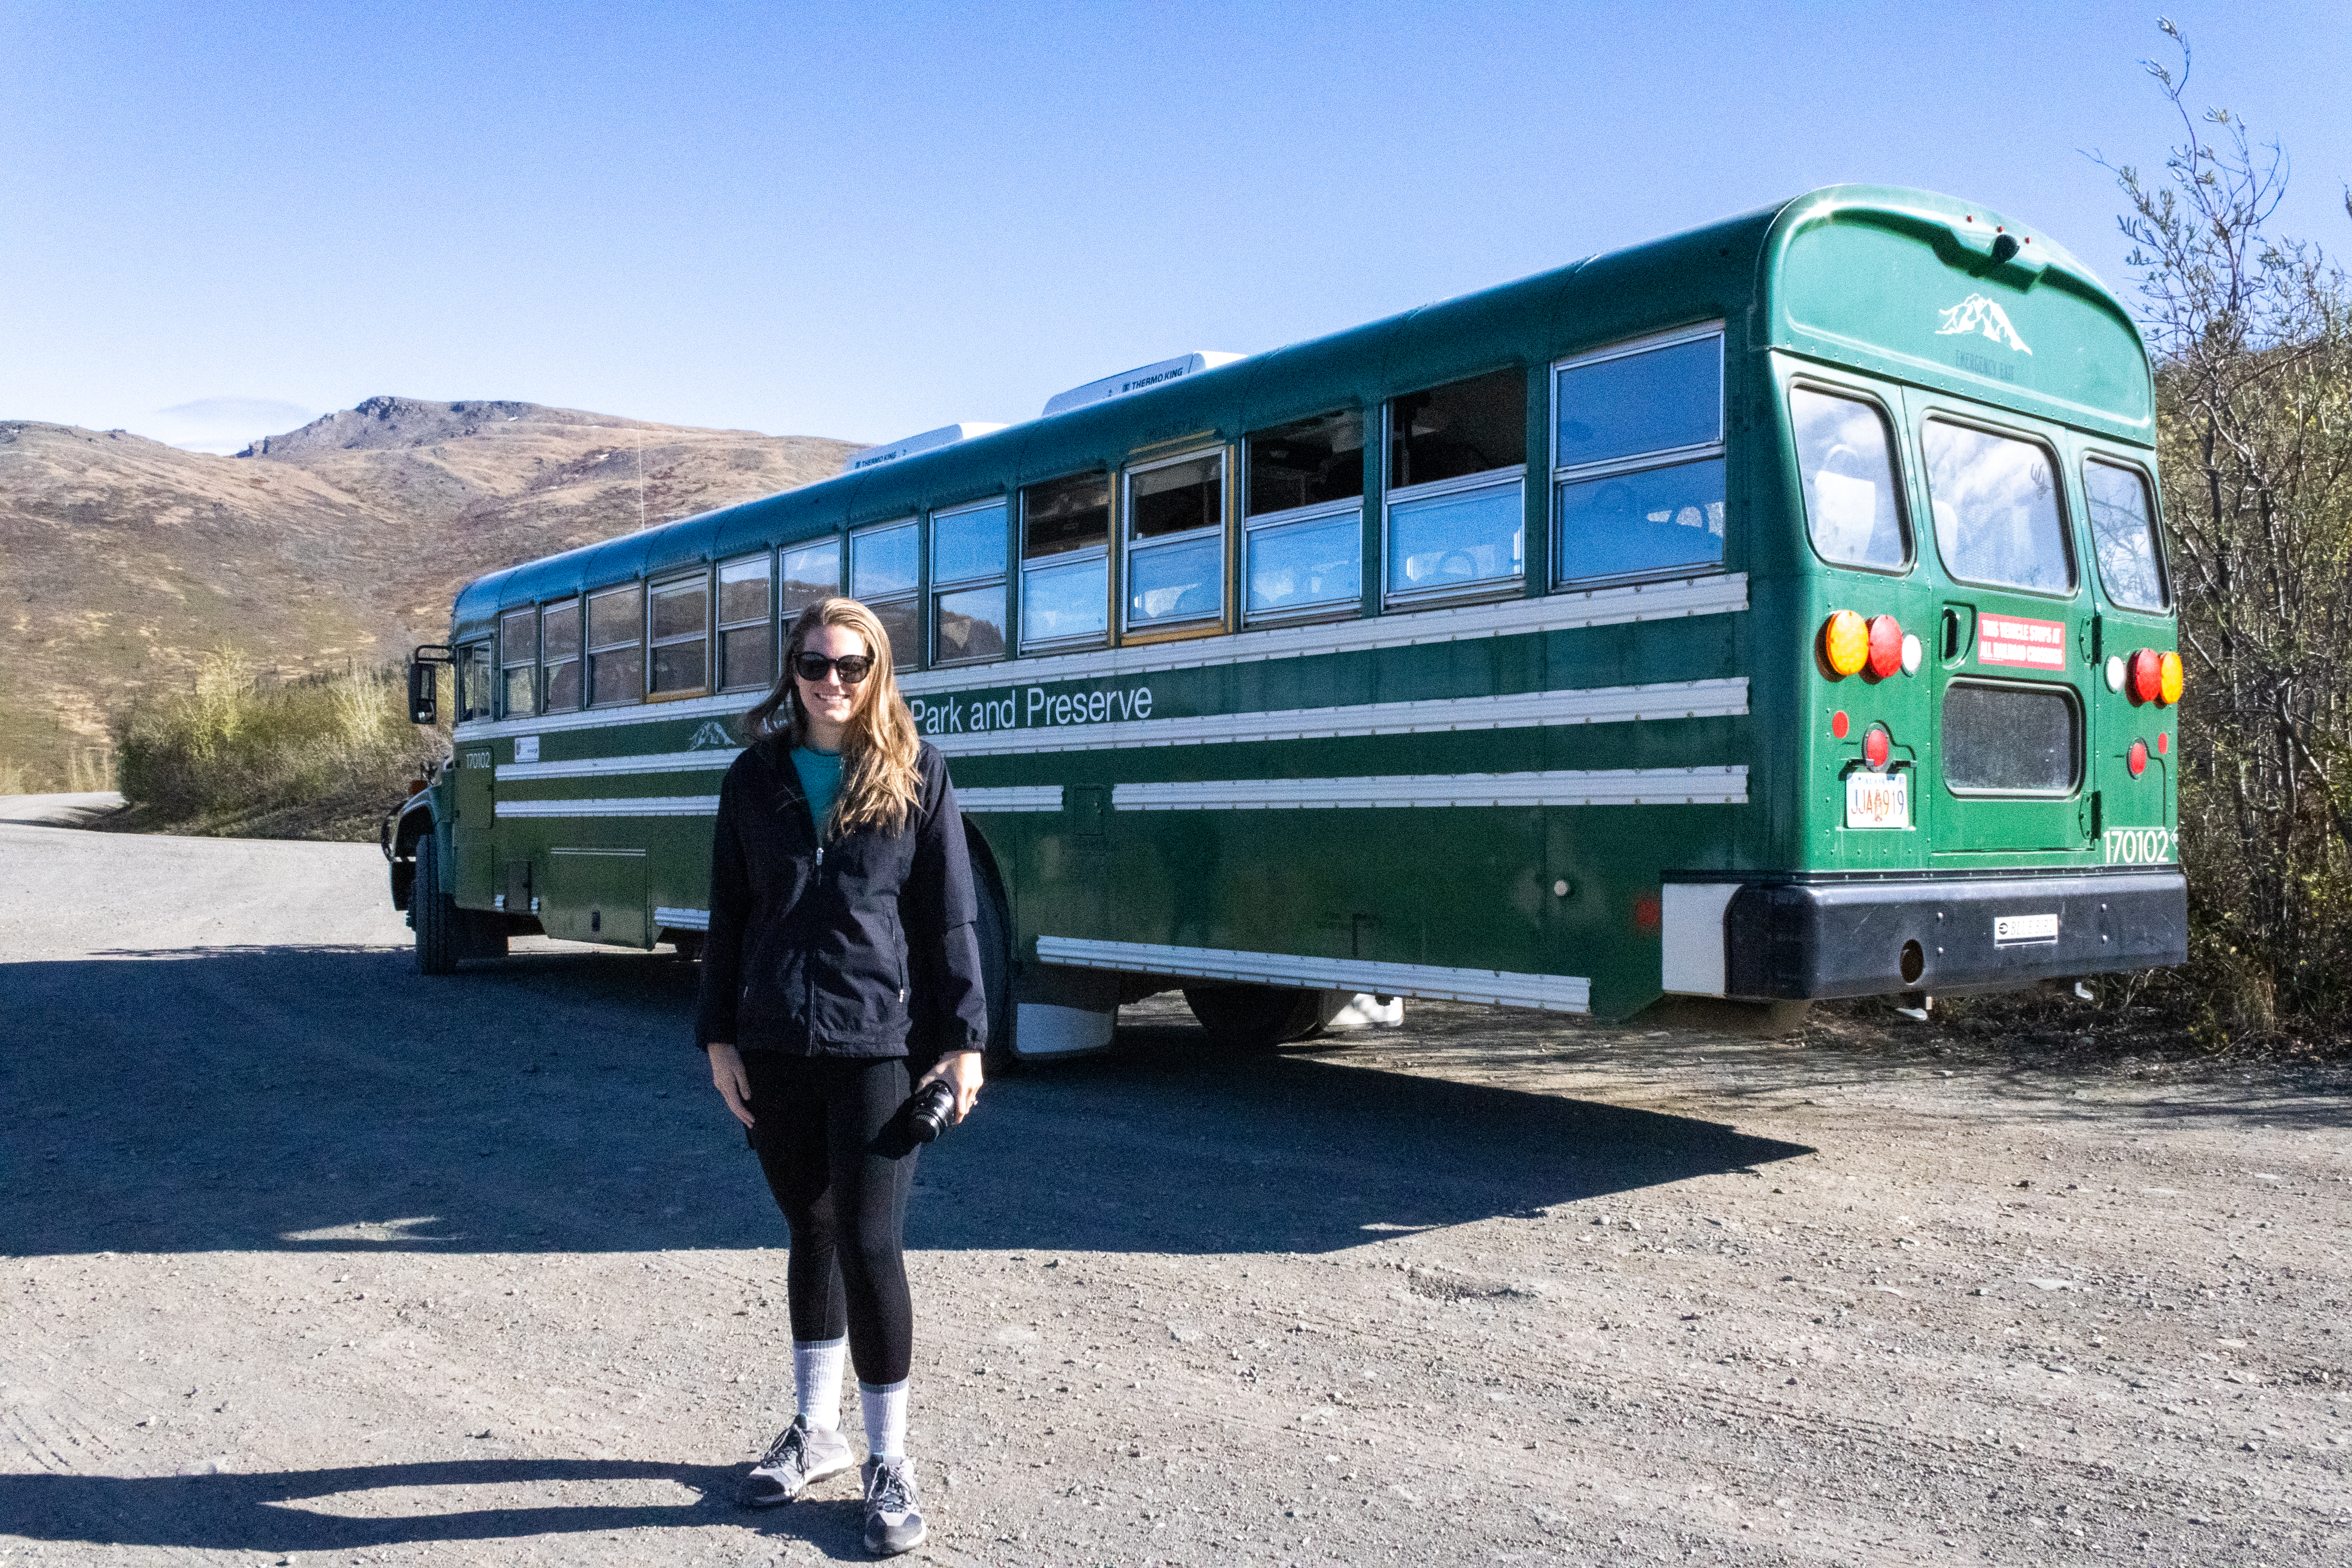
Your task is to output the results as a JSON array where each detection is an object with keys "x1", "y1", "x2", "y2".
[{"x1": 792, "y1": 652, "x2": 875, "y2": 684}]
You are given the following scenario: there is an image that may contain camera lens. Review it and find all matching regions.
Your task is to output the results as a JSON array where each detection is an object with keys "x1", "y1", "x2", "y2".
[{"x1": 907, "y1": 1079, "x2": 956, "y2": 1143}]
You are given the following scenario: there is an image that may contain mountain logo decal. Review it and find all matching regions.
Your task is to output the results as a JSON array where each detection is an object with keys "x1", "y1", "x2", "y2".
[
  {"x1": 1935, "y1": 294, "x2": 2031, "y2": 355},
  {"x1": 688, "y1": 720, "x2": 737, "y2": 749}
]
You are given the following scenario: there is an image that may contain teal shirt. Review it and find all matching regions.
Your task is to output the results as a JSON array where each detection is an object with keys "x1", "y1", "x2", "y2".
[{"x1": 791, "y1": 745, "x2": 844, "y2": 833}]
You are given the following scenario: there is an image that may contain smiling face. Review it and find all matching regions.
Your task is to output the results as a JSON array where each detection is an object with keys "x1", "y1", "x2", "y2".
[{"x1": 792, "y1": 622, "x2": 871, "y2": 751}]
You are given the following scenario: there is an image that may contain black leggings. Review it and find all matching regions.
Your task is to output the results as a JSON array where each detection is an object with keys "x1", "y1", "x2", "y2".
[{"x1": 742, "y1": 1052, "x2": 919, "y2": 1386}]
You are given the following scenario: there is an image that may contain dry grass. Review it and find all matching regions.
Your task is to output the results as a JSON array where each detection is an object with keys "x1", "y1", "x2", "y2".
[{"x1": 105, "y1": 650, "x2": 450, "y2": 842}]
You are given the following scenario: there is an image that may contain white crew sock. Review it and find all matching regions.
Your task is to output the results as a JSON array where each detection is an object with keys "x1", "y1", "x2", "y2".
[
  {"x1": 793, "y1": 1337, "x2": 846, "y2": 1431},
  {"x1": 860, "y1": 1378, "x2": 908, "y2": 1461}
]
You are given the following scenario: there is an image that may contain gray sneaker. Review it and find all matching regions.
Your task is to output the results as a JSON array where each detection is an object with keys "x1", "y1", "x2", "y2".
[
  {"x1": 860, "y1": 1455, "x2": 926, "y2": 1556},
  {"x1": 738, "y1": 1415, "x2": 853, "y2": 1507}
]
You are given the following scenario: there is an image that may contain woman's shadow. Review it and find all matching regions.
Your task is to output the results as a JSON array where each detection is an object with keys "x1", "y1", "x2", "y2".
[{"x1": 0, "y1": 1458, "x2": 865, "y2": 1555}]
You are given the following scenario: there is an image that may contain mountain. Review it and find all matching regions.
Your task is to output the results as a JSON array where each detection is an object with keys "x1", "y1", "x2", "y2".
[{"x1": 0, "y1": 399, "x2": 859, "y2": 789}]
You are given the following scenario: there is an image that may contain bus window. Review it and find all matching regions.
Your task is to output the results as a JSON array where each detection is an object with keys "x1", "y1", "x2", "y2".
[
  {"x1": 586, "y1": 584, "x2": 644, "y2": 706},
  {"x1": 648, "y1": 574, "x2": 709, "y2": 696},
  {"x1": 852, "y1": 520, "x2": 922, "y2": 670},
  {"x1": 1021, "y1": 472, "x2": 1111, "y2": 651},
  {"x1": 1923, "y1": 420, "x2": 2074, "y2": 595},
  {"x1": 1553, "y1": 331, "x2": 1724, "y2": 584},
  {"x1": 498, "y1": 608, "x2": 537, "y2": 717},
  {"x1": 782, "y1": 538, "x2": 841, "y2": 617},
  {"x1": 541, "y1": 598, "x2": 581, "y2": 712},
  {"x1": 1792, "y1": 387, "x2": 1908, "y2": 571},
  {"x1": 1943, "y1": 681, "x2": 2080, "y2": 795},
  {"x1": 718, "y1": 554, "x2": 774, "y2": 691},
  {"x1": 2082, "y1": 457, "x2": 2169, "y2": 612},
  {"x1": 1125, "y1": 450, "x2": 1224, "y2": 633},
  {"x1": 459, "y1": 642, "x2": 493, "y2": 722},
  {"x1": 1384, "y1": 369, "x2": 1526, "y2": 604},
  {"x1": 930, "y1": 499, "x2": 1008, "y2": 666},
  {"x1": 1245, "y1": 411, "x2": 1363, "y2": 624}
]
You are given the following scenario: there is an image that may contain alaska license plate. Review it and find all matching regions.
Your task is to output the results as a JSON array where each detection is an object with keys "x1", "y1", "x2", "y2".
[{"x1": 1844, "y1": 769, "x2": 1910, "y2": 829}]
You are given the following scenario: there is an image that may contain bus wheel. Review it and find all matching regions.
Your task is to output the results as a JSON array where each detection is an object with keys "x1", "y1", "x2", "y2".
[
  {"x1": 1182, "y1": 985, "x2": 1330, "y2": 1049},
  {"x1": 413, "y1": 835, "x2": 459, "y2": 976},
  {"x1": 972, "y1": 847, "x2": 1016, "y2": 1072}
]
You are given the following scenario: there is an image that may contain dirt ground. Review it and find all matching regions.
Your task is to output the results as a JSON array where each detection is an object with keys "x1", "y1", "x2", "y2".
[{"x1": 4, "y1": 802, "x2": 2349, "y2": 1566}]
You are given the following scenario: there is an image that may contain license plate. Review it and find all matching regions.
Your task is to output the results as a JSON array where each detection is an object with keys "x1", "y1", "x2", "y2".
[
  {"x1": 1995, "y1": 912, "x2": 2060, "y2": 944},
  {"x1": 1844, "y1": 770, "x2": 1909, "y2": 829}
]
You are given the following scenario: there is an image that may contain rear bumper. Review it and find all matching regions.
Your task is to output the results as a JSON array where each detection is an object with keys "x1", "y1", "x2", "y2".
[{"x1": 1662, "y1": 868, "x2": 2187, "y2": 1001}]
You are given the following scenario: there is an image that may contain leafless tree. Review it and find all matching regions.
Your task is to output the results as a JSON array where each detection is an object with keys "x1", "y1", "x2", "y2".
[{"x1": 2097, "y1": 20, "x2": 2352, "y2": 1034}]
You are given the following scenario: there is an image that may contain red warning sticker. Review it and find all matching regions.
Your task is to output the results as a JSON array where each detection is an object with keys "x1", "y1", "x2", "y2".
[{"x1": 1976, "y1": 613, "x2": 2068, "y2": 670}]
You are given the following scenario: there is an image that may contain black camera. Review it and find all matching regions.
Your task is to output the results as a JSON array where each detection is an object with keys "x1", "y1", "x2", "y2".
[{"x1": 906, "y1": 1078, "x2": 957, "y2": 1143}]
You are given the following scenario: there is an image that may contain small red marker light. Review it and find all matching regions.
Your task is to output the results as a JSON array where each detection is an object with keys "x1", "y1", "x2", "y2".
[
  {"x1": 1831, "y1": 710, "x2": 1849, "y2": 739},
  {"x1": 1864, "y1": 724, "x2": 1891, "y2": 771},
  {"x1": 1866, "y1": 615, "x2": 1904, "y2": 680},
  {"x1": 2127, "y1": 740, "x2": 2148, "y2": 778},
  {"x1": 2158, "y1": 732, "x2": 2169, "y2": 755}
]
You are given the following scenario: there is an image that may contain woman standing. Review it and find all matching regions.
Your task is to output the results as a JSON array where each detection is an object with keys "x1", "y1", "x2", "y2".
[{"x1": 697, "y1": 597, "x2": 987, "y2": 1557}]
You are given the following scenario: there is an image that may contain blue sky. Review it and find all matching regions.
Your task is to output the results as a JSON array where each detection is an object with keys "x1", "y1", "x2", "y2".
[{"x1": 5, "y1": 2, "x2": 2348, "y2": 454}]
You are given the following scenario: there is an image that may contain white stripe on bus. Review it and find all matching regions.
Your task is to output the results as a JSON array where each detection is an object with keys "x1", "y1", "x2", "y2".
[
  {"x1": 452, "y1": 572, "x2": 1748, "y2": 743},
  {"x1": 494, "y1": 797, "x2": 720, "y2": 818},
  {"x1": 1033, "y1": 936, "x2": 1591, "y2": 1014},
  {"x1": 929, "y1": 678, "x2": 1746, "y2": 758},
  {"x1": 501, "y1": 749, "x2": 739, "y2": 781},
  {"x1": 654, "y1": 906, "x2": 710, "y2": 931},
  {"x1": 958, "y1": 786, "x2": 1066, "y2": 812},
  {"x1": 1111, "y1": 766, "x2": 1747, "y2": 811}
]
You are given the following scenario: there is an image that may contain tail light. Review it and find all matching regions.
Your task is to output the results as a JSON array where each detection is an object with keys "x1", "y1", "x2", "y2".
[
  {"x1": 1866, "y1": 615, "x2": 1904, "y2": 679},
  {"x1": 2158, "y1": 650, "x2": 2184, "y2": 705},
  {"x1": 1822, "y1": 610, "x2": 1869, "y2": 676},
  {"x1": 2128, "y1": 648, "x2": 2164, "y2": 704},
  {"x1": 1863, "y1": 724, "x2": 1892, "y2": 771},
  {"x1": 2127, "y1": 740, "x2": 2148, "y2": 778}
]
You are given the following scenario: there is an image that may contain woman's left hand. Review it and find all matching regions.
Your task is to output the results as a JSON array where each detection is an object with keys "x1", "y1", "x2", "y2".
[{"x1": 915, "y1": 1050, "x2": 984, "y2": 1124}]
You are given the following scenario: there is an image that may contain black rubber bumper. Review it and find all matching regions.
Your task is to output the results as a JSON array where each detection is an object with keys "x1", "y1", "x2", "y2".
[{"x1": 1723, "y1": 868, "x2": 2187, "y2": 1000}]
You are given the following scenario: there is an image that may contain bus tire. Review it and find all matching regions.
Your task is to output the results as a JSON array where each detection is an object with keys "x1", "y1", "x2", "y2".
[
  {"x1": 1182, "y1": 984, "x2": 1328, "y2": 1049},
  {"x1": 971, "y1": 836, "x2": 1016, "y2": 1072},
  {"x1": 413, "y1": 834, "x2": 459, "y2": 976}
]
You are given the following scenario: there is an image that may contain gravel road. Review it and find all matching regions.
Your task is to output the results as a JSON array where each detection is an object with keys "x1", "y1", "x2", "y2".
[{"x1": 4, "y1": 809, "x2": 2349, "y2": 1566}]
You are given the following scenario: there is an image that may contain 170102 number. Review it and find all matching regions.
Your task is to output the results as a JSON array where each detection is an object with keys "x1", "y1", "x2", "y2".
[{"x1": 2102, "y1": 826, "x2": 2174, "y2": 865}]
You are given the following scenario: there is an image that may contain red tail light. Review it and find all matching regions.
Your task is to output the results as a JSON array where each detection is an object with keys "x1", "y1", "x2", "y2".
[
  {"x1": 1863, "y1": 724, "x2": 1891, "y2": 771},
  {"x1": 2129, "y1": 649, "x2": 2164, "y2": 704},
  {"x1": 1866, "y1": 615, "x2": 1904, "y2": 679},
  {"x1": 2127, "y1": 740, "x2": 2148, "y2": 778}
]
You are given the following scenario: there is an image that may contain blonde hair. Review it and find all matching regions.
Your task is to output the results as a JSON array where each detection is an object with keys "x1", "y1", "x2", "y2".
[{"x1": 744, "y1": 597, "x2": 922, "y2": 836}]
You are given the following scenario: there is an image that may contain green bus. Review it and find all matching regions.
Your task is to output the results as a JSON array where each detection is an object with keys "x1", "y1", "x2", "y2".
[{"x1": 389, "y1": 184, "x2": 2187, "y2": 1056}]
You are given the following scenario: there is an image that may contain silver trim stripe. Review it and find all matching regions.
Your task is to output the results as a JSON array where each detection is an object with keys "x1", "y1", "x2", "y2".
[
  {"x1": 1112, "y1": 766, "x2": 1748, "y2": 811},
  {"x1": 655, "y1": 906, "x2": 711, "y2": 931},
  {"x1": 495, "y1": 796, "x2": 720, "y2": 818},
  {"x1": 452, "y1": 573, "x2": 1747, "y2": 743},
  {"x1": 958, "y1": 785, "x2": 1065, "y2": 813},
  {"x1": 503, "y1": 749, "x2": 740, "y2": 781},
  {"x1": 1035, "y1": 936, "x2": 1591, "y2": 1013},
  {"x1": 931, "y1": 678, "x2": 1746, "y2": 759}
]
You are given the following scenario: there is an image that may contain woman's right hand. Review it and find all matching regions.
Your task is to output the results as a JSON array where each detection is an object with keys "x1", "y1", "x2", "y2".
[{"x1": 707, "y1": 1043, "x2": 754, "y2": 1129}]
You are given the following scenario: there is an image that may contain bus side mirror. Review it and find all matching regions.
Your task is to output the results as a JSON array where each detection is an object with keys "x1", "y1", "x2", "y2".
[
  {"x1": 408, "y1": 645, "x2": 453, "y2": 726},
  {"x1": 408, "y1": 662, "x2": 437, "y2": 724}
]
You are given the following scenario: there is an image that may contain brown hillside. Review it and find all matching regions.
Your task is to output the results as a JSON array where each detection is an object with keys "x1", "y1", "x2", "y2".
[{"x1": 0, "y1": 400, "x2": 858, "y2": 788}]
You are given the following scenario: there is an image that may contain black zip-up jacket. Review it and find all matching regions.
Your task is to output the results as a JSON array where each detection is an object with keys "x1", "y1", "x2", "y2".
[{"x1": 695, "y1": 735, "x2": 987, "y2": 1064}]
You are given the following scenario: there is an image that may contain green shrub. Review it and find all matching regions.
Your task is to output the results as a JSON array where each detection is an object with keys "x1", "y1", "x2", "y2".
[{"x1": 111, "y1": 649, "x2": 449, "y2": 839}]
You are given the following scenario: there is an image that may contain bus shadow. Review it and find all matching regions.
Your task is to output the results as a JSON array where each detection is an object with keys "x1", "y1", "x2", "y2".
[
  {"x1": 2, "y1": 944, "x2": 1806, "y2": 1259},
  {"x1": 913, "y1": 1016, "x2": 1812, "y2": 1254}
]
